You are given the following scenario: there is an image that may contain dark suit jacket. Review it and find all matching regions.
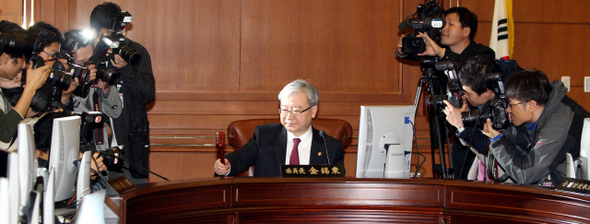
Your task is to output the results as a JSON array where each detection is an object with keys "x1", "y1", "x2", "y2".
[{"x1": 224, "y1": 123, "x2": 344, "y2": 177}]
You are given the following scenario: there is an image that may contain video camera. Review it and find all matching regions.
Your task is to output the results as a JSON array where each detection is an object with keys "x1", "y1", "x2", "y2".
[
  {"x1": 398, "y1": 0, "x2": 445, "y2": 55},
  {"x1": 461, "y1": 73, "x2": 510, "y2": 131},
  {"x1": 77, "y1": 111, "x2": 122, "y2": 168},
  {"x1": 427, "y1": 61, "x2": 463, "y2": 116}
]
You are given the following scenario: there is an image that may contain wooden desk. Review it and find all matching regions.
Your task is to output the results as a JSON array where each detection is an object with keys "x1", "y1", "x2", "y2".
[{"x1": 118, "y1": 178, "x2": 590, "y2": 223}]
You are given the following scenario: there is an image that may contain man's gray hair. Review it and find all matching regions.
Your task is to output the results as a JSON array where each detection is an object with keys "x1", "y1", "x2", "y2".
[{"x1": 278, "y1": 79, "x2": 319, "y2": 106}]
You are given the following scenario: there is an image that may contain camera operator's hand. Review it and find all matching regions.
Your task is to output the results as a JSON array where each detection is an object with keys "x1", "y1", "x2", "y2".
[
  {"x1": 0, "y1": 72, "x2": 22, "y2": 89},
  {"x1": 214, "y1": 158, "x2": 231, "y2": 176},
  {"x1": 443, "y1": 100, "x2": 467, "y2": 128},
  {"x1": 111, "y1": 54, "x2": 128, "y2": 69},
  {"x1": 482, "y1": 118, "x2": 501, "y2": 139},
  {"x1": 417, "y1": 32, "x2": 446, "y2": 58}
]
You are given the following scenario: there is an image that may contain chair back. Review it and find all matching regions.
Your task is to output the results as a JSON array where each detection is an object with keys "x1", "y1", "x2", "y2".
[{"x1": 226, "y1": 118, "x2": 353, "y2": 176}]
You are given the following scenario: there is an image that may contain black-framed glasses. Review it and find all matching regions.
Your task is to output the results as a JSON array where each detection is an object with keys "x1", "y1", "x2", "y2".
[
  {"x1": 278, "y1": 105, "x2": 315, "y2": 116},
  {"x1": 508, "y1": 101, "x2": 527, "y2": 107}
]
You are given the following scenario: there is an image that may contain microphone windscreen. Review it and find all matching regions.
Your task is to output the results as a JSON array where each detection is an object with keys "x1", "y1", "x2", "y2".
[
  {"x1": 319, "y1": 130, "x2": 325, "y2": 138},
  {"x1": 398, "y1": 21, "x2": 409, "y2": 31}
]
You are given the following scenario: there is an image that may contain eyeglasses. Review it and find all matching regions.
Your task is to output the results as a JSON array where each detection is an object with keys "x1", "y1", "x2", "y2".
[
  {"x1": 278, "y1": 105, "x2": 315, "y2": 116},
  {"x1": 508, "y1": 101, "x2": 527, "y2": 107}
]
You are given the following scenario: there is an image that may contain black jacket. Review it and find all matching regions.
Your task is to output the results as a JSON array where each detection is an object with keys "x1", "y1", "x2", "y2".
[
  {"x1": 112, "y1": 40, "x2": 155, "y2": 178},
  {"x1": 225, "y1": 123, "x2": 345, "y2": 177}
]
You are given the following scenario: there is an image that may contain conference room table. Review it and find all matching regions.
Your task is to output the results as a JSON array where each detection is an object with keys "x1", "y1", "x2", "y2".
[{"x1": 115, "y1": 177, "x2": 590, "y2": 223}]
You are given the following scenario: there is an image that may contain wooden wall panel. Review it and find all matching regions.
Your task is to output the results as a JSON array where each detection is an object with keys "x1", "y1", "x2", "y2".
[
  {"x1": 240, "y1": 0, "x2": 402, "y2": 93},
  {"x1": 4, "y1": 0, "x2": 584, "y2": 181}
]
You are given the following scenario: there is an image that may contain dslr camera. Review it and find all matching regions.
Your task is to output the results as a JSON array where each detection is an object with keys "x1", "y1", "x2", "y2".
[
  {"x1": 0, "y1": 31, "x2": 31, "y2": 57},
  {"x1": 427, "y1": 61, "x2": 463, "y2": 116},
  {"x1": 460, "y1": 73, "x2": 510, "y2": 131},
  {"x1": 28, "y1": 30, "x2": 74, "y2": 91},
  {"x1": 77, "y1": 111, "x2": 123, "y2": 168},
  {"x1": 93, "y1": 11, "x2": 141, "y2": 66},
  {"x1": 60, "y1": 29, "x2": 96, "y2": 97},
  {"x1": 398, "y1": 0, "x2": 445, "y2": 55}
]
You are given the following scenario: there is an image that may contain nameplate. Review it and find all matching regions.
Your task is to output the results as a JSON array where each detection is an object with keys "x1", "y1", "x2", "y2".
[
  {"x1": 280, "y1": 165, "x2": 345, "y2": 178},
  {"x1": 556, "y1": 177, "x2": 590, "y2": 195},
  {"x1": 107, "y1": 176, "x2": 135, "y2": 194}
]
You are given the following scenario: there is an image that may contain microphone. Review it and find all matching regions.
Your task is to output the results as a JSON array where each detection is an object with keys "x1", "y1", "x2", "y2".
[
  {"x1": 319, "y1": 130, "x2": 331, "y2": 165},
  {"x1": 398, "y1": 20, "x2": 410, "y2": 31},
  {"x1": 97, "y1": 150, "x2": 170, "y2": 181}
]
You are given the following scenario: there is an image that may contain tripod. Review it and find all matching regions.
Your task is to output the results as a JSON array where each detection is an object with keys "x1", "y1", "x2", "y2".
[{"x1": 412, "y1": 57, "x2": 454, "y2": 179}]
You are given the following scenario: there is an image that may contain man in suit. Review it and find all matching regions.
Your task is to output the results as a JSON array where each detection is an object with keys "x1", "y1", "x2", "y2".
[{"x1": 214, "y1": 79, "x2": 344, "y2": 177}]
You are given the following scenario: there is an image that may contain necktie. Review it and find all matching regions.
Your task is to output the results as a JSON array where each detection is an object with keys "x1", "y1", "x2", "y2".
[{"x1": 289, "y1": 138, "x2": 301, "y2": 165}]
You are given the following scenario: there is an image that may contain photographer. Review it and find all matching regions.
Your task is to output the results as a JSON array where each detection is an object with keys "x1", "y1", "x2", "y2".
[
  {"x1": 442, "y1": 55, "x2": 505, "y2": 180},
  {"x1": 63, "y1": 29, "x2": 122, "y2": 150},
  {"x1": 0, "y1": 20, "x2": 52, "y2": 152},
  {"x1": 482, "y1": 70, "x2": 590, "y2": 186},
  {"x1": 90, "y1": 2, "x2": 155, "y2": 184}
]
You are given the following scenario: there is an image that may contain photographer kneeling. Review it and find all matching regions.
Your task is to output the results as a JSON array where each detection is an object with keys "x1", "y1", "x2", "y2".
[{"x1": 482, "y1": 70, "x2": 590, "y2": 186}]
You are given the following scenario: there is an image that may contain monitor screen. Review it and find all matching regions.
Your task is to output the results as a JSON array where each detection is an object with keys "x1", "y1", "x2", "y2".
[
  {"x1": 356, "y1": 105, "x2": 415, "y2": 178},
  {"x1": 48, "y1": 116, "x2": 81, "y2": 202},
  {"x1": 18, "y1": 122, "x2": 37, "y2": 208}
]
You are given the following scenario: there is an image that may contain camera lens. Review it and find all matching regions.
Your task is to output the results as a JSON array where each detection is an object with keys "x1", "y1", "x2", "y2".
[
  {"x1": 114, "y1": 45, "x2": 141, "y2": 66},
  {"x1": 402, "y1": 36, "x2": 426, "y2": 55},
  {"x1": 46, "y1": 69, "x2": 72, "y2": 90},
  {"x1": 0, "y1": 32, "x2": 30, "y2": 56}
]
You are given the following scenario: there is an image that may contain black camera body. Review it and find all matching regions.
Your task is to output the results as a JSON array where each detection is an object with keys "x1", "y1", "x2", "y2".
[
  {"x1": 97, "y1": 11, "x2": 141, "y2": 66},
  {"x1": 77, "y1": 111, "x2": 123, "y2": 168},
  {"x1": 461, "y1": 98, "x2": 509, "y2": 131},
  {"x1": 60, "y1": 30, "x2": 95, "y2": 98},
  {"x1": 398, "y1": 0, "x2": 445, "y2": 55},
  {"x1": 460, "y1": 72, "x2": 510, "y2": 131},
  {"x1": 427, "y1": 61, "x2": 463, "y2": 116},
  {"x1": 29, "y1": 55, "x2": 72, "y2": 91}
]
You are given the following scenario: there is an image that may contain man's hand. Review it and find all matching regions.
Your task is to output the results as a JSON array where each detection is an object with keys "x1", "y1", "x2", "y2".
[
  {"x1": 482, "y1": 118, "x2": 501, "y2": 139},
  {"x1": 110, "y1": 54, "x2": 128, "y2": 69},
  {"x1": 0, "y1": 72, "x2": 22, "y2": 89},
  {"x1": 443, "y1": 100, "x2": 467, "y2": 129},
  {"x1": 62, "y1": 77, "x2": 80, "y2": 103},
  {"x1": 214, "y1": 158, "x2": 231, "y2": 176},
  {"x1": 87, "y1": 63, "x2": 97, "y2": 81},
  {"x1": 92, "y1": 79, "x2": 111, "y2": 93},
  {"x1": 417, "y1": 32, "x2": 446, "y2": 58},
  {"x1": 25, "y1": 62, "x2": 52, "y2": 91}
]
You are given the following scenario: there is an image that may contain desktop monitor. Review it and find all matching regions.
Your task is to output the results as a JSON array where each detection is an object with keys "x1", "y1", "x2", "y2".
[
  {"x1": 18, "y1": 121, "x2": 38, "y2": 208},
  {"x1": 48, "y1": 116, "x2": 81, "y2": 202},
  {"x1": 356, "y1": 105, "x2": 415, "y2": 178}
]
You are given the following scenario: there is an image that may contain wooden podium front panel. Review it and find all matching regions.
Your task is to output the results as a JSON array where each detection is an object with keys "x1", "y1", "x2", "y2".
[
  {"x1": 122, "y1": 179, "x2": 235, "y2": 224},
  {"x1": 120, "y1": 178, "x2": 590, "y2": 224},
  {"x1": 444, "y1": 181, "x2": 590, "y2": 223}
]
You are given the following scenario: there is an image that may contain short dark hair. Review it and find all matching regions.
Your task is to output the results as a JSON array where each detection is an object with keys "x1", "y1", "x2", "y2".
[
  {"x1": 505, "y1": 69, "x2": 552, "y2": 106},
  {"x1": 27, "y1": 21, "x2": 64, "y2": 52},
  {"x1": 444, "y1": 7, "x2": 478, "y2": 40},
  {"x1": 459, "y1": 55, "x2": 501, "y2": 95},
  {"x1": 90, "y1": 2, "x2": 122, "y2": 31}
]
